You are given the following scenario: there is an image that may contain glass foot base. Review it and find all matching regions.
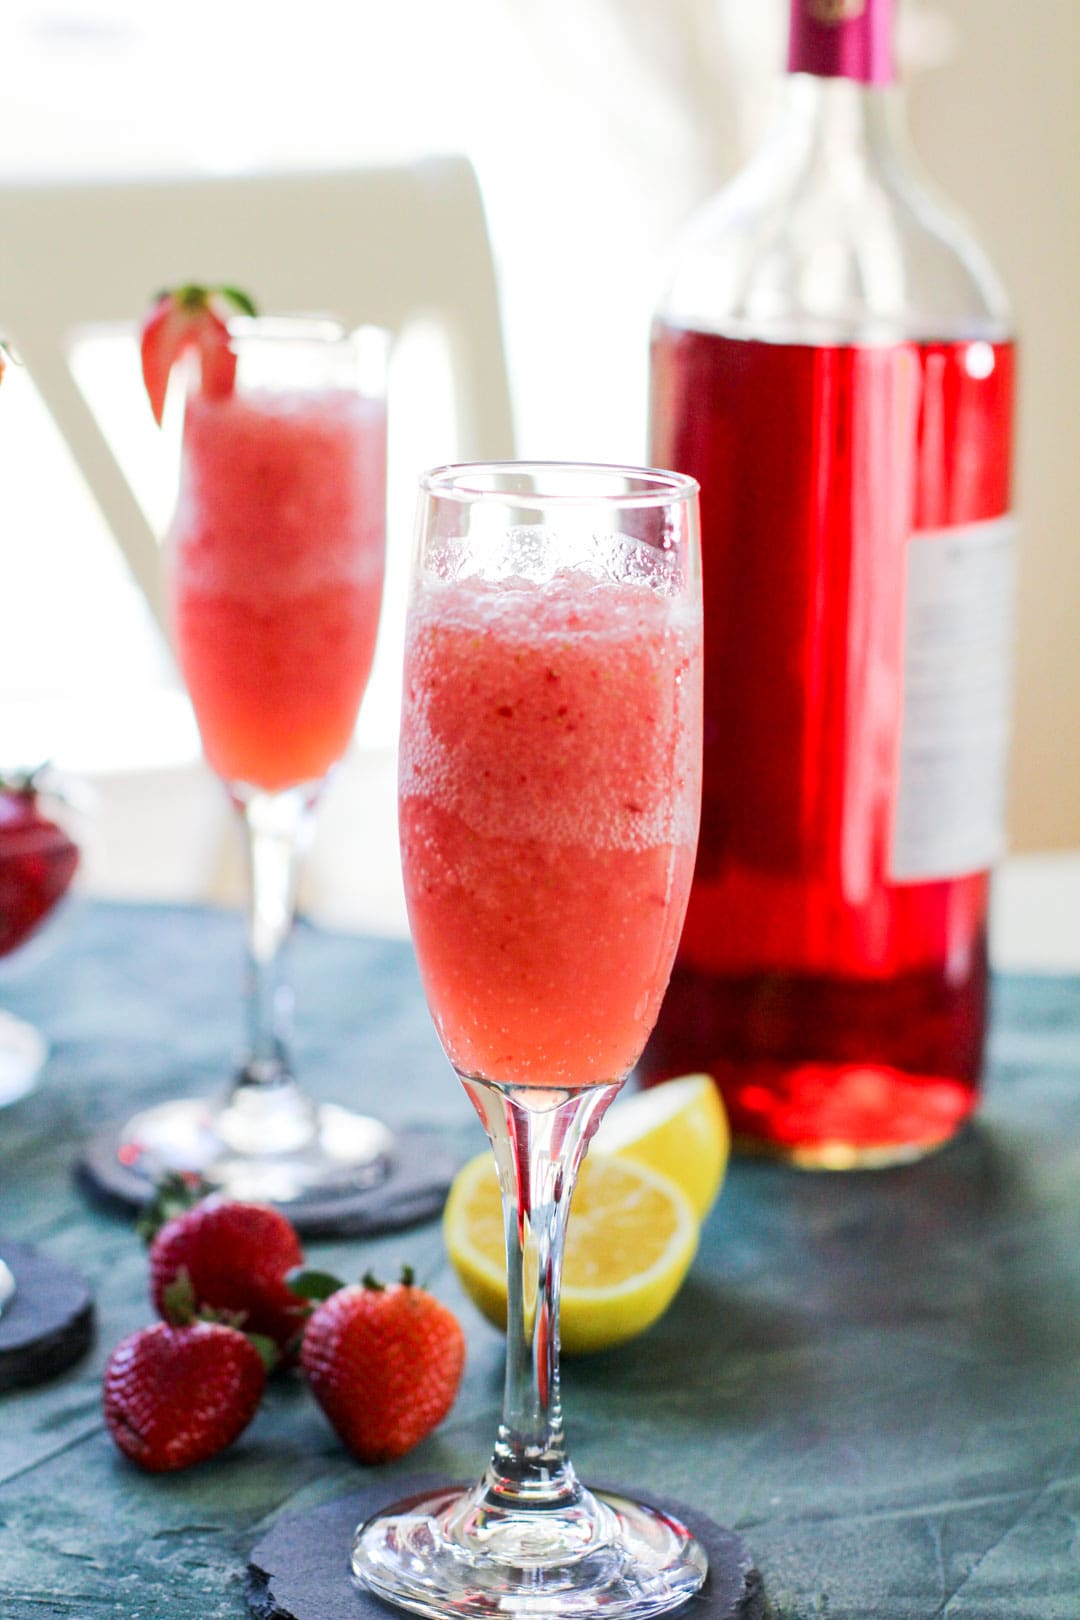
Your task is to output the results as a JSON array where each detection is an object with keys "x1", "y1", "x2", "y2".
[
  {"x1": 117, "y1": 1094, "x2": 394, "y2": 1205},
  {"x1": 352, "y1": 1483, "x2": 709, "y2": 1620},
  {"x1": 0, "y1": 1011, "x2": 47, "y2": 1108},
  {"x1": 733, "y1": 1130, "x2": 958, "y2": 1171}
]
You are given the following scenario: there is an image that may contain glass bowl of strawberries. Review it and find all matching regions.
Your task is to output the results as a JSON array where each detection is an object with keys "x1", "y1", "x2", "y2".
[{"x1": 0, "y1": 767, "x2": 80, "y2": 1106}]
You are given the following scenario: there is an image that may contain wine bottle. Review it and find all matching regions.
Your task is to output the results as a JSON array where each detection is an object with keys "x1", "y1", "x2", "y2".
[{"x1": 642, "y1": 0, "x2": 1016, "y2": 1167}]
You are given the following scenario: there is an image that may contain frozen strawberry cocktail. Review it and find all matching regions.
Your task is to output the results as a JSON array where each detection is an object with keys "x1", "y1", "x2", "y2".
[
  {"x1": 167, "y1": 386, "x2": 386, "y2": 791},
  {"x1": 399, "y1": 570, "x2": 703, "y2": 1088},
  {"x1": 119, "y1": 294, "x2": 396, "y2": 1208},
  {"x1": 357, "y1": 467, "x2": 707, "y2": 1620}
]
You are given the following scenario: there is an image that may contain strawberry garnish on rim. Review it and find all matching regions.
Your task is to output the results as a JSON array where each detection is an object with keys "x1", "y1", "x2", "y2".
[{"x1": 138, "y1": 283, "x2": 257, "y2": 425}]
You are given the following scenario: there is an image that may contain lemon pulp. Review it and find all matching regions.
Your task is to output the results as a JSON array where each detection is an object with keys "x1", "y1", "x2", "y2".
[
  {"x1": 592, "y1": 1073, "x2": 729, "y2": 1220},
  {"x1": 444, "y1": 1150, "x2": 699, "y2": 1355}
]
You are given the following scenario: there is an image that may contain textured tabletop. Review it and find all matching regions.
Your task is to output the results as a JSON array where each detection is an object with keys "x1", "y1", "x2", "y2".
[{"x1": 0, "y1": 900, "x2": 1077, "y2": 1619}]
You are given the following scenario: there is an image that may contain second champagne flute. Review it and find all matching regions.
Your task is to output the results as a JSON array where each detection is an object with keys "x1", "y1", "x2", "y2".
[
  {"x1": 118, "y1": 315, "x2": 393, "y2": 1206},
  {"x1": 353, "y1": 462, "x2": 708, "y2": 1619}
]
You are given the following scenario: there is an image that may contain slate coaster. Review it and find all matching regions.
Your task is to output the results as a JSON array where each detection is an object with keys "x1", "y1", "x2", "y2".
[
  {"x1": 247, "y1": 1477, "x2": 764, "y2": 1620},
  {"x1": 75, "y1": 1126, "x2": 462, "y2": 1239},
  {"x1": 0, "y1": 1240, "x2": 95, "y2": 1391}
]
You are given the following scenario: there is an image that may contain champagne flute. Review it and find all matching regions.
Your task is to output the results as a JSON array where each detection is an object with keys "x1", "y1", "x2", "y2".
[
  {"x1": 118, "y1": 317, "x2": 393, "y2": 1206},
  {"x1": 353, "y1": 463, "x2": 707, "y2": 1618}
]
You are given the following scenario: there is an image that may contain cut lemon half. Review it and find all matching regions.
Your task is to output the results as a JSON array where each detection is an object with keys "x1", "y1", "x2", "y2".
[
  {"x1": 592, "y1": 1074, "x2": 729, "y2": 1220},
  {"x1": 444, "y1": 1150, "x2": 699, "y2": 1356}
]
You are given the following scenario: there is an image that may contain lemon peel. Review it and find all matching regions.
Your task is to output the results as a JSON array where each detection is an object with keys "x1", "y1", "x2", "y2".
[{"x1": 592, "y1": 1073, "x2": 729, "y2": 1220}]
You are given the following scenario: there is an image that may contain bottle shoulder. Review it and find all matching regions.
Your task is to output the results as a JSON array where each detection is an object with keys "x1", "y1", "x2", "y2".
[{"x1": 658, "y1": 97, "x2": 1012, "y2": 345}]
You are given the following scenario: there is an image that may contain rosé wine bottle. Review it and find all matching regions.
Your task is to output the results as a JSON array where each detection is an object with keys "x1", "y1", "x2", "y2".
[{"x1": 641, "y1": 0, "x2": 1017, "y2": 1166}]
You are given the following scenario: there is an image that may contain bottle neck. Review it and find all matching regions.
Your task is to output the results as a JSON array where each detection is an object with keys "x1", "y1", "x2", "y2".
[
  {"x1": 787, "y1": 0, "x2": 895, "y2": 87},
  {"x1": 774, "y1": 72, "x2": 909, "y2": 175}
]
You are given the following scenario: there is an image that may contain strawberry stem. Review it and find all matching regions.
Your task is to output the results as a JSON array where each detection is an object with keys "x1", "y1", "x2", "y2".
[
  {"x1": 285, "y1": 1267, "x2": 344, "y2": 1302},
  {"x1": 136, "y1": 1171, "x2": 207, "y2": 1244},
  {"x1": 218, "y1": 285, "x2": 258, "y2": 317},
  {"x1": 160, "y1": 1269, "x2": 197, "y2": 1326},
  {"x1": 0, "y1": 765, "x2": 47, "y2": 797},
  {"x1": 154, "y1": 283, "x2": 259, "y2": 317},
  {"x1": 246, "y1": 1332, "x2": 281, "y2": 1374}
]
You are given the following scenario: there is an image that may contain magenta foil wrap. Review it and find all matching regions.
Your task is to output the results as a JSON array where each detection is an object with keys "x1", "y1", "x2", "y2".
[{"x1": 787, "y1": 0, "x2": 895, "y2": 85}]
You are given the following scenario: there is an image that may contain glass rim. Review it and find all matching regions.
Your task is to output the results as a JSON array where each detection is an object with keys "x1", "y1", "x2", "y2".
[
  {"x1": 227, "y1": 314, "x2": 390, "y2": 348},
  {"x1": 420, "y1": 461, "x2": 700, "y2": 509}
]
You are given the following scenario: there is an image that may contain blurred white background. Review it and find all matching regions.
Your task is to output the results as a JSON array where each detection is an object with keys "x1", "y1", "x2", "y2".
[{"x1": 1, "y1": 0, "x2": 1077, "y2": 963}]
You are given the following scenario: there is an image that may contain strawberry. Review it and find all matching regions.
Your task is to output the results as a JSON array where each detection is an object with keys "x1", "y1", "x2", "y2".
[
  {"x1": 138, "y1": 283, "x2": 257, "y2": 425},
  {"x1": 147, "y1": 1187, "x2": 306, "y2": 1360},
  {"x1": 299, "y1": 1267, "x2": 466, "y2": 1464},
  {"x1": 0, "y1": 769, "x2": 79, "y2": 958},
  {"x1": 103, "y1": 1320, "x2": 266, "y2": 1472}
]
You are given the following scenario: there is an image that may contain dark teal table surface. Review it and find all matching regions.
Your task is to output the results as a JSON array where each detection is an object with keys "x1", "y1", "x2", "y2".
[{"x1": 1, "y1": 899, "x2": 1078, "y2": 1619}]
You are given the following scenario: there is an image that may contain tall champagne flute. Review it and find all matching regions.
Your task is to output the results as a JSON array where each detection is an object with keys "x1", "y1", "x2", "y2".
[
  {"x1": 118, "y1": 318, "x2": 393, "y2": 1205},
  {"x1": 353, "y1": 464, "x2": 707, "y2": 1618}
]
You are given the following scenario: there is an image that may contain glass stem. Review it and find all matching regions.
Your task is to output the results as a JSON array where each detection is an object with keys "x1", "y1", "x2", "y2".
[
  {"x1": 461, "y1": 1077, "x2": 620, "y2": 1511},
  {"x1": 0, "y1": 1257, "x2": 15, "y2": 1318},
  {"x1": 235, "y1": 785, "x2": 316, "y2": 1088}
]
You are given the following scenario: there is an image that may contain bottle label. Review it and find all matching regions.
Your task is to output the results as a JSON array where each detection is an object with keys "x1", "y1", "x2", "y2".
[
  {"x1": 890, "y1": 516, "x2": 1017, "y2": 882},
  {"x1": 788, "y1": 0, "x2": 895, "y2": 85}
]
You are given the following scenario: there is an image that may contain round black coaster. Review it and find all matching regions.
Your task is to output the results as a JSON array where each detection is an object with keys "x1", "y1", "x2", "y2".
[
  {"x1": 247, "y1": 1476, "x2": 763, "y2": 1620},
  {"x1": 0, "y1": 1240, "x2": 95, "y2": 1392},
  {"x1": 75, "y1": 1127, "x2": 462, "y2": 1239}
]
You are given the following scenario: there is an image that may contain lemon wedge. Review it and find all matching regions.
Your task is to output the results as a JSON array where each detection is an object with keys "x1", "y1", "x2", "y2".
[
  {"x1": 444, "y1": 1150, "x2": 699, "y2": 1356},
  {"x1": 592, "y1": 1074, "x2": 729, "y2": 1220}
]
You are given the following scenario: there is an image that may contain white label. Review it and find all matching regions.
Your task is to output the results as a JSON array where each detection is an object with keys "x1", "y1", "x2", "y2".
[{"x1": 890, "y1": 516, "x2": 1017, "y2": 883}]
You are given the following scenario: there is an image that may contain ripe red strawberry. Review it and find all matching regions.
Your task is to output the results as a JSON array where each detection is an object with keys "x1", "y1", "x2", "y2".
[
  {"x1": 0, "y1": 770, "x2": 79, "y2": 958},
  {"x1": 300, "y1": 1268, "x2": 465, "y2": 1463},
  {"x1": 138, "y1": 283, "x2": 256, "y2": 424},
  {"x1": 148, "y1": 1193, "x2": 306, "y2": 1358},
  {"x1": 103, "y1": 1320, "x2": 266, "y2": 1472}
]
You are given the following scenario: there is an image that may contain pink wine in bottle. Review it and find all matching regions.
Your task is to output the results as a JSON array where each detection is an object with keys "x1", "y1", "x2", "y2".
[{"x1": 642, "y1": 0, "x2": 1017, "y2": 1166}]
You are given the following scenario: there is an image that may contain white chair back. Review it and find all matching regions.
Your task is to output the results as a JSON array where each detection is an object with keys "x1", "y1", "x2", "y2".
[{"x1": 0, "y1": 158, "x2": 514, "y2": 630}]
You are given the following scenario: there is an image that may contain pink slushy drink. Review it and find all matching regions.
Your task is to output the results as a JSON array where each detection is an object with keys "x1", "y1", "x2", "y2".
[
  {"x1": 169, "y1": 387, "x2": 386, "y2": 791},
  {"x1": 399, "y1": 571, "x2": 703, "y2": 1088}
]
